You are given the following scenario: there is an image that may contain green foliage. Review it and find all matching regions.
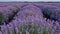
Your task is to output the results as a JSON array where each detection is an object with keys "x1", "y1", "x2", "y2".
[
  {"x1": 21, "y1": 28, "x2": 26, "y2": 34},
  {"x1": 32, "y1": 26, "x2": 38, "y2": 34},
  {"x1": 42, "y1": 28, "x2": 48, "y2": 34},
  {"x1": 48, "y1": 28, "x2": 52, "y2": 34},
  {"x1": 0, "y1": 14, "x2": 4, "y2": 23},
  {"x1": 20, "y1": 26, "x2": 26, "y2": 34}
]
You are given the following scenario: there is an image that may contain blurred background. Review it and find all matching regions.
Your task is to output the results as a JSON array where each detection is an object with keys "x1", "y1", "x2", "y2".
[{"x1": 0, "y1": 0, "x2": 60, "y2": 2}]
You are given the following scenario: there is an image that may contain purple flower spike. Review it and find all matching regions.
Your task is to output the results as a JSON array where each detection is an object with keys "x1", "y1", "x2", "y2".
[{"x1": 0, "y1": 31, "x2": 2, "y2": 34}]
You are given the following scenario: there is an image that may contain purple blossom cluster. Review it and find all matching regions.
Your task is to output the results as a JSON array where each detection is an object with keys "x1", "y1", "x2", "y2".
[{"x1": 0, "y1": 3, "x2": 60, "y2": 34}]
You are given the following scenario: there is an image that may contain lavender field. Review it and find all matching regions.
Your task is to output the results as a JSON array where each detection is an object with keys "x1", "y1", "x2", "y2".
[{"x1": 0, "y1": 2, "x2": 60, "y2": 34}]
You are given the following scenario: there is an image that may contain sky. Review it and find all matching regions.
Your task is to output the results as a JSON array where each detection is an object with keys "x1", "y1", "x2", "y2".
[{"x1": 0, "y1": 0, "x2": 60, "y2": 2}]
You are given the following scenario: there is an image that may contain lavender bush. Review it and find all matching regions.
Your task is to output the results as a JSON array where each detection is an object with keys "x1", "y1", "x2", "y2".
[
  {"x1": 34, "y1": 4, "x2": 60, "y2": 22},
  {"x1": 0, "y1": 6, "x2": 20, "y2": 24}
]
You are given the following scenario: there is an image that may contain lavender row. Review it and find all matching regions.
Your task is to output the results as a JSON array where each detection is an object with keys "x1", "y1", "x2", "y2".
[
  {"x1": 1, "y1": 18, "x2": 60, "y2": 34},
  {"x1": 0, "y1": 5, "x2": 20, "y2": 25},
  {"x1": 1, "y1": 16, "x2": 60, "y2": 34},
  {"x1": 0, "y1": 3, "x2": 29, "y2": 25},
  {"x1": 34, "y1": 4, "x2": 60, "y2": 22}
]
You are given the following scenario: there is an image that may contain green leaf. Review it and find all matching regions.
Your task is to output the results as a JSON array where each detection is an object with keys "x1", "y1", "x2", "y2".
[
  {"x1": 22, "y1": 26, "x2": 26, "y2": 34},
  {"x1": 29, "y1": 26, "x2": 38, "y2": 34},
  {"x1": 42, "y1": 28, "x2": 48, "y2": 34},
  {"x1": 32, "y1": 26, "x2": 38, "y2": 34},
  {"x1": 22, "y1": 31, "x2": 26, "y2": 34},
  {"x1": 0, "y1": 15, "x2": 4, "y2": 23},
  {"x1": 48, "y1": 28, "x2": 52, "y2": 34}
]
